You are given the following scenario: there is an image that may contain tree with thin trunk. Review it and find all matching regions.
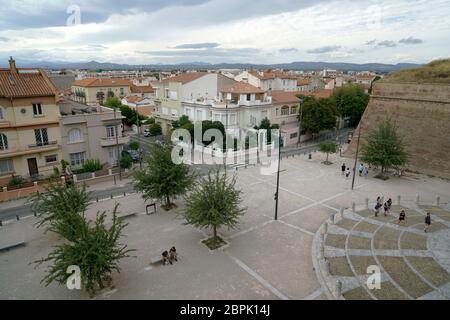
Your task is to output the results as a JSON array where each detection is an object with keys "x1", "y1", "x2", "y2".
[
  {"x1": 360, "y1": 118, "x2": 408, "y2": 179},
  {"x1": 183, "y1": 169, "x2": 246, "y2": 249},
  {"x1": 319, "y1": 141, "x2": 338, "y2": 165},
  {"x1": 133, "y1": 141, "x2": 196, "y2": 210},
  {"x1": 96, "y1": 91, "x2": 105, "y2": 105}
]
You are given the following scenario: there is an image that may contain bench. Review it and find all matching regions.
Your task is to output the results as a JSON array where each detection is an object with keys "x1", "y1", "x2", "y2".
[
  {"x1": 117, "y1": 212, "x2": 137, "y2": 220},
  {"x1": 146, "y1": 203, "x2": 156, "y2": 215},
  {"x1": 0, "y1": 240, "x2": 26, "y2": 253}
]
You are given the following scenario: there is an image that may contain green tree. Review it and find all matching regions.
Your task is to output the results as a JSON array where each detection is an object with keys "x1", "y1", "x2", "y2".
[
  {"x1": 299, "y1": 96, "x2": 337, "y2": 135},
  {"x1": 360, "y1": 119, "x2": 408, "y2": 178},
  {"x1": 129, "y1": 141, "x2": 140, "y2": 150},
  {"x1": 133, "y1": 142, "x2": 196, "y2": 210},
  {"x1": 254, "y1": 117, "x2": 279, "y2": 145},
  {"x1": 30, "y1": 184, "x2": 90, "y2": 241},
  {"x1": 120, "y1": 152, "x2": 132, "y2": 169},
  {"x1": 331, "y1": 84, "x2": 369, "y2": 127},
  {"x1": 104, "y1": 96, "x2": 121, "y2": 109},
  {"x1": 172, "y1": 115, "x2": 192, "y2": 130},
  {"x1": 34, "y1": 204, "x2": 133, "y2": 296},
  {"x1": 148, "y1": 123, "x2": 162, "y2": 136},
  {"x1": 183, "y1": 169, "x2": 246, "y2": 249},
  {"x1": 319, "y1": 141, "x2": 338, "y2": 164},
  {"x1": 96, "y1": 91, "x2": 105, "y2": 105}
]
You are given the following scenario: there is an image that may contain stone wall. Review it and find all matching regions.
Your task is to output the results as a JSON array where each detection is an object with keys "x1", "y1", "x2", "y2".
[{"x1": 344, "y1": 81, "x2": 450, "y2": 179}]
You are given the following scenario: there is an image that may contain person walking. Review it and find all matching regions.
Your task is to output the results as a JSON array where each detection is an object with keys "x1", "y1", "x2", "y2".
[
  {"x1": 359, "y1": 163, "x2": 364, "y2": 176},
  {"x1": 383, "y1": 198, "x2": 392, "y2": 216},
  {"x1": 374, "y1": 196, "x2": 382, "y2": 217},
  {"x1": 162, "y1": 250, "x2": 171, "y2": 265},
  {"x1": 363, "y1": 166, "x2": 369, "y2": 178},
  {"x1": 398, "y1": 210, "x2": 406, "y2": 224},
  {"x1": 341, "y1": 163, "x2": 346, "y2": 175},
  {"x1": 169, "y1": 246, "x2": 178, "y2": 262},
  {"x1": 345, "y1": 167, "x2": 351, "y2": 179},
  {"x1": 424, "y1": 212, "x2": 431, "y2": 232}
]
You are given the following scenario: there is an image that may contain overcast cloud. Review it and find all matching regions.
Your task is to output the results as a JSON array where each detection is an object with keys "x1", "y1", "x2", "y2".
[{"x1": 0, "y1": 0, "x2": 449, "y2": 65}]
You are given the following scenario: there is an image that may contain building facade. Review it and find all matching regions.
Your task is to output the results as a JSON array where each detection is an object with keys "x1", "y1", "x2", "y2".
[
  {"x1": 71, "y1": 78, "x2": 131, "y2": 105},
  {"x1": 0, "y1": 57, "x2": 63, "y2": 185}
]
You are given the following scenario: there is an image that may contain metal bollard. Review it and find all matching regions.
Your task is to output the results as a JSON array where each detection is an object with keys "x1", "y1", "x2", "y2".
[
  {"x1": 336, "y1": 280, "x2": 342, "y2": 297},
  {"x1": 416, "y1": 194, "x2": 420, "y2": 204},
  {"x1": 330, "y1": 213, "x2": 336, "y2": 224},
  {"x1": 110, "y1": 194, "x2": 113, "y2": 199},
  {"x1": 397, "y1": 195, "x2": 401, "y2": 206},
  {"x1": 339, "y1": 208, "x2": 344, "y2": 219},
  {"x1": 436, "y1": 196, "x2": 440, "y2": 206},
  {"x1": 0, "y1": 220, "x2": 2, "y2": 226},
  {"x1": 16, "y1": 215, "x2": 20, "y2": 221},
  {"x1": 365, "y1": 198, "x2": 369, "y2": 209},
  {"x1": 96, "y1": 197, "x2": 99, "y2": 202},
  {"x1": 352, "y1": 201, "x2": 356, "y2": 212}
]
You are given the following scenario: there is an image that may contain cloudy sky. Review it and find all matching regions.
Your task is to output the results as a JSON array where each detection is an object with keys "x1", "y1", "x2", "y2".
[{"x1": 0, "y1": 0, "x2": 449, "y2": 65}]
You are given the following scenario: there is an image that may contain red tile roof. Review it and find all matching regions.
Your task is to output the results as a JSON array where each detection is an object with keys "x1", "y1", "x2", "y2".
[
  {"x1": 297, "y1": 79, "x2": 310, "y2": 86},
  {"x1": 130, "y1": 83, "x2": 154, "y2": 94},
  {"x1": 0, "y1": 68, "x2": 57, "y2": 98},
  {"x1": 222, "y1": 82, "x2": 265, "y2": 94},
  {"x1": 310, "y1": 89, "x2": 334, "y2": 99},
  {"x1": 124, "y1": 96, "x2": 143, "y2": 103},
  {"x1": 249, "y1": 70, "x2": 297, "y2": 80},
  {"x1": 270, "y1": 90, "x2": 301, "y2": 105},
  {"x1": 159, "y1": 72, "x2": 209, "y2": 84},
  {"x1": 72, "y1": 78, "x2": 131, "y2": 87}
]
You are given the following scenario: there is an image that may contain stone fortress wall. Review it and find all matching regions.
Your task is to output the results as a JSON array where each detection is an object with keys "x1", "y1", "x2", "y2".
[{"x1": 344, "y1": 81, "x2": 450, "y2": 179}]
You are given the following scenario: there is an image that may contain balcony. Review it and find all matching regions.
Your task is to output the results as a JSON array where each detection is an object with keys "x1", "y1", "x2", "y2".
[
  {"x1": 0, "y1": 141, "x2": 60, "y2": 159},
  {"x1": 100, "y1": 135, "x2": 130, "y2": 147},
  {"x1": 28, "y1": 141, "x2": 58, "y2": 149}
]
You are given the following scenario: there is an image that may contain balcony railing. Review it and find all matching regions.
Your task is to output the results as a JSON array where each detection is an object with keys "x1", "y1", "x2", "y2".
[
  {"x1": 100, "y1": 136, "x2": 130, "y2": 147},
  {"x1": 28, "y1": 141, "x2": 58, "y2": 148}
]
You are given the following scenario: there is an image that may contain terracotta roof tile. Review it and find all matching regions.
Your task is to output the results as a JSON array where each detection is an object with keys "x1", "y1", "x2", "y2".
[
  {"x1": 0, "y1": 68, "x2": 57, "y2": 98},
  {"x1": 159, "y1": 72, "x2": 209, "y2": 84},
  {"x1": 309, "y1": 89, "x2": 334, "y2": 99},
  {"x1": 130, "y1": 83, "x2": 154, "y2": 93},
  {"x1": 270, "y1": 90, "x2": 301, "y2": 105},
  {"x1": 222, "y1": 82, "x2": 265, "y2": 94}
]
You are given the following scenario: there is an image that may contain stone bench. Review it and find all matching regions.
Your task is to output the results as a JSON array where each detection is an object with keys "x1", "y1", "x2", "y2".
[
  {"x1": 0, "y1": 240, "x2": 26, "y2": 252},
  {"x1": 117, "y1": 212, "x2": 137, "y2": 220}
]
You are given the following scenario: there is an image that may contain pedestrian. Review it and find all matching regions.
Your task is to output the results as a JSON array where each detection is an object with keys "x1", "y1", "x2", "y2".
[
  {"x1": 364, "y1": 166, "x2": 369, "y2": 178},
  {"x1": 383, "y1": 198, "x2": 392, "y2": 216},
  {"x1": 374, "y1": 196, "x2": 382, "y2": 217},
  {"x1": 345, "y1": 167, "x2": 351, "y2": 179},
  {"x1": 359, "y1": 163, "x2": 364, "y2": 176},
  {"x1": 398, "y1": 210, "x2": 406, "y2": 224},
  {"x1": 162, "y1": 250, "x2": 171, "y2": 265},
  {"x1": 169, "y1": 246, "x2": 178, "y2": 262},
  {"x1": 424, "y1": 212, "x2": 431, "y2": 233},
  {"x1": 341, "y1": 163, "x2": 346, "y2": 175}
]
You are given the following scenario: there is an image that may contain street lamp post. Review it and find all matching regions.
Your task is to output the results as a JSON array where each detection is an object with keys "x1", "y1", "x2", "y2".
[
  {"x1": 274, "y1": 129, "x2": 282, "y2": 221},
  {"x1": 351, "y1": 123, "x2": 362, "y2": 190},
  {"x1": 136, "y1": 104, "x2": 142, "y2": 169},
  {"x1": 114, "y1": 107, "x2": 122, "y2": 181}
]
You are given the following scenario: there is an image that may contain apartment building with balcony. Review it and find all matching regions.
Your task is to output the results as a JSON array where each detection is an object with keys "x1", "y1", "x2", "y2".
[
  {"x1": 269, "y1": 90, "x2": 301, "y2": 147},
  {"x1": 71, "y1": 78, "x2": 131, "y2": 105},
  {"x1": 152, "y1": 72, "x2": 235, "y2": 135},
  {"x1": 235, "y1": 70, "x2": 298, "y2": 92},
  {"x1": 58, "y1": 99, "x2": 129, "y2": 168},
  {"x1": 0, "y1": 57, "x2": 63, "y2": 185}
]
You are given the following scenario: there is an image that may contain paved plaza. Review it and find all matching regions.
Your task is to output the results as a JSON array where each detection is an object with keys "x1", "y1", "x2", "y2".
[{"x1": 1, "y1": 151, "x2": 450, "y2": 300}]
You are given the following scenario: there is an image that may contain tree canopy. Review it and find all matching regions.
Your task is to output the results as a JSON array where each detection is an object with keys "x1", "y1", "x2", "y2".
[
  {"x1": 331, "y1": 84, "x2": 370, "y2": 127},
  {"x1": 299, "y1": 96, "x2": 337, "y2": 135}
]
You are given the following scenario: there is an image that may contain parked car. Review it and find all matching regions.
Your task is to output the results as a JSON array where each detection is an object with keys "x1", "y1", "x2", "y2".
[
  {"x1": 143, "y1": 128, "x2": 150, "y2": 137},
  {"x1": 122, "y1": 149, "x2": 141, "y2": 162}
]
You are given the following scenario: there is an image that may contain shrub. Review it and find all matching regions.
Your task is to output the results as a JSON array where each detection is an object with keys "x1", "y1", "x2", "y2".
[
  {"x1": 82, "y1": 159, "x2": 103, "y2": 173},
  {"x1": 149, "y1": 123, "x2": 162, "y2": 136},
  {"x1": 8, "y1": 176, "x2": 24, "y2": 186},
  {"x1": 120, "y1": 153, "x2": 132, "y2": 169},
  {"x1": 129, "y1": 141, "x2": 140, "y2": 150}
]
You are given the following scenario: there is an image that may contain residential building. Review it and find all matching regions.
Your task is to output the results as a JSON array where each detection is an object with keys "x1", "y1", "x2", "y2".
[
  {"x1": 152, "y1": 72, "x2": 235, "y2": 135},
  {"x1": 71, "y1": 78, "x2": 131, "y2": 105},
  {"x1": 235, "y1": 70, "x2": 298, "y2": 91},
  {"x1": 58, "y1": 99, "x2": 129, "y2": 168},
  {"x1": 0, "y1": 57, "x2": 63, "y2": 185},
  {"x1": 129, "y1": 78, "x2": 155, "y2": 99},
  {"x1": 121, "y1": 96, "x2": 154, "y2": 117},
  {"x1": 269, "y1": 91, "x2": 301, "y2": 147}
]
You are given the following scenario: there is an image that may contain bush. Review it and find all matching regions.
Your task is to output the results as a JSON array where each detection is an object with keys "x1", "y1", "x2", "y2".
[
  {"x1": 129, "y1": 141, "x2": 140, "y2": 150},
  {"x1": 82, "y1": 159, "x2": 103, "y2": 173},
  {"x1": 149, "y1": 123, "x2": 162, "y2": 136},
  {"x1": 8, "y1": 176, "x2": 24, "y2": 186},
  {"x1": 120, "y1": 153, "x2": 132, "y2": 169}
]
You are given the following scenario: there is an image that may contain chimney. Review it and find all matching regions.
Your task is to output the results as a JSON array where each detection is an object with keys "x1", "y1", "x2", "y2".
[{"x1": 9, "y1": 56, "x2": 17, "y2": 73}]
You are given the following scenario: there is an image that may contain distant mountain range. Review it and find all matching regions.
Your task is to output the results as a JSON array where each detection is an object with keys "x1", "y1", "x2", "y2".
[{"x1": 0, "y1": 59, "x2": 421, "y2": 73}]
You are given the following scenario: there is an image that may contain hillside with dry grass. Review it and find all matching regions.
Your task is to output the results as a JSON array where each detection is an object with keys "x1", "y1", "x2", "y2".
[{"x1": 382, "y1": 59, "x2": 450, "y2": 84}]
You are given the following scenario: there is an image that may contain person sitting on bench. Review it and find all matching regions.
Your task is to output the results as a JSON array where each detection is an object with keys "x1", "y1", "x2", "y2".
[
  {"x1": 169, "y1": 246, "x2": 178, "y2": 262},
  {"x1": 162, "y1": 250, "x2": 171, "y2": 265}
]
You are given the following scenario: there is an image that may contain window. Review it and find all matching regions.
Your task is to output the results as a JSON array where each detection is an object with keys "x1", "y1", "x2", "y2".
[
  {"x1": 229, "y1": 114, "x2": 237, "y2": 126},
  {"x1": 34, "y1": 128, "x2": 48, "y2": 146},
  {"x1": 0, "y1": 159, "x2": 13, "y2": 174},
  {"x1": 281, "y1": 106, "x2": 289, "y2": 116},
  {"x1": 106, "y1": 126, "x2": 116, "y2": 138},
  {"x1": 108, "y1": 147, "x2": 121, "y2": 165},
  {"x1": 45, "y1": 154, "x2": 58, "y2": 164},
  {"x1": 70, "y1": 152, "x2": 85, "y2": 166},
  {"x1": 196, "y1": 110, "x2": 203, "y2": 121},
  {"x1": 169, "y1": 91, "x2": 178, "y2": 100},
  {"x1": 0, "y1": 107, "x2": 4, "y2": 120},
  {"x1": 246, "y1": 94, "x2": 251, "y2": 101},
  {"x1": 120, "y1": 88, "x2": 124, "y2": 96},
  {"x1": 32, "y1": 103, "x2": 43, "y2": 116},
  {"x1": 68, "y1": 128, "x2": 83, "y2": 143},
  {"x1": 0, "y1": 133, "x2": 7, "y2": 150},
  {"x1": 291, "y1": 106, "x2": 297, "y2": 114},
  {"x1": 290, "y1": 132, "x2": 298, "y2": 139}
]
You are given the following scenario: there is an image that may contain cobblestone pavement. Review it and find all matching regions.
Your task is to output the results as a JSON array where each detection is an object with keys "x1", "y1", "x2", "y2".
[{"x1": 1, "y1": 152, "x2": 450, "y2": 299}]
